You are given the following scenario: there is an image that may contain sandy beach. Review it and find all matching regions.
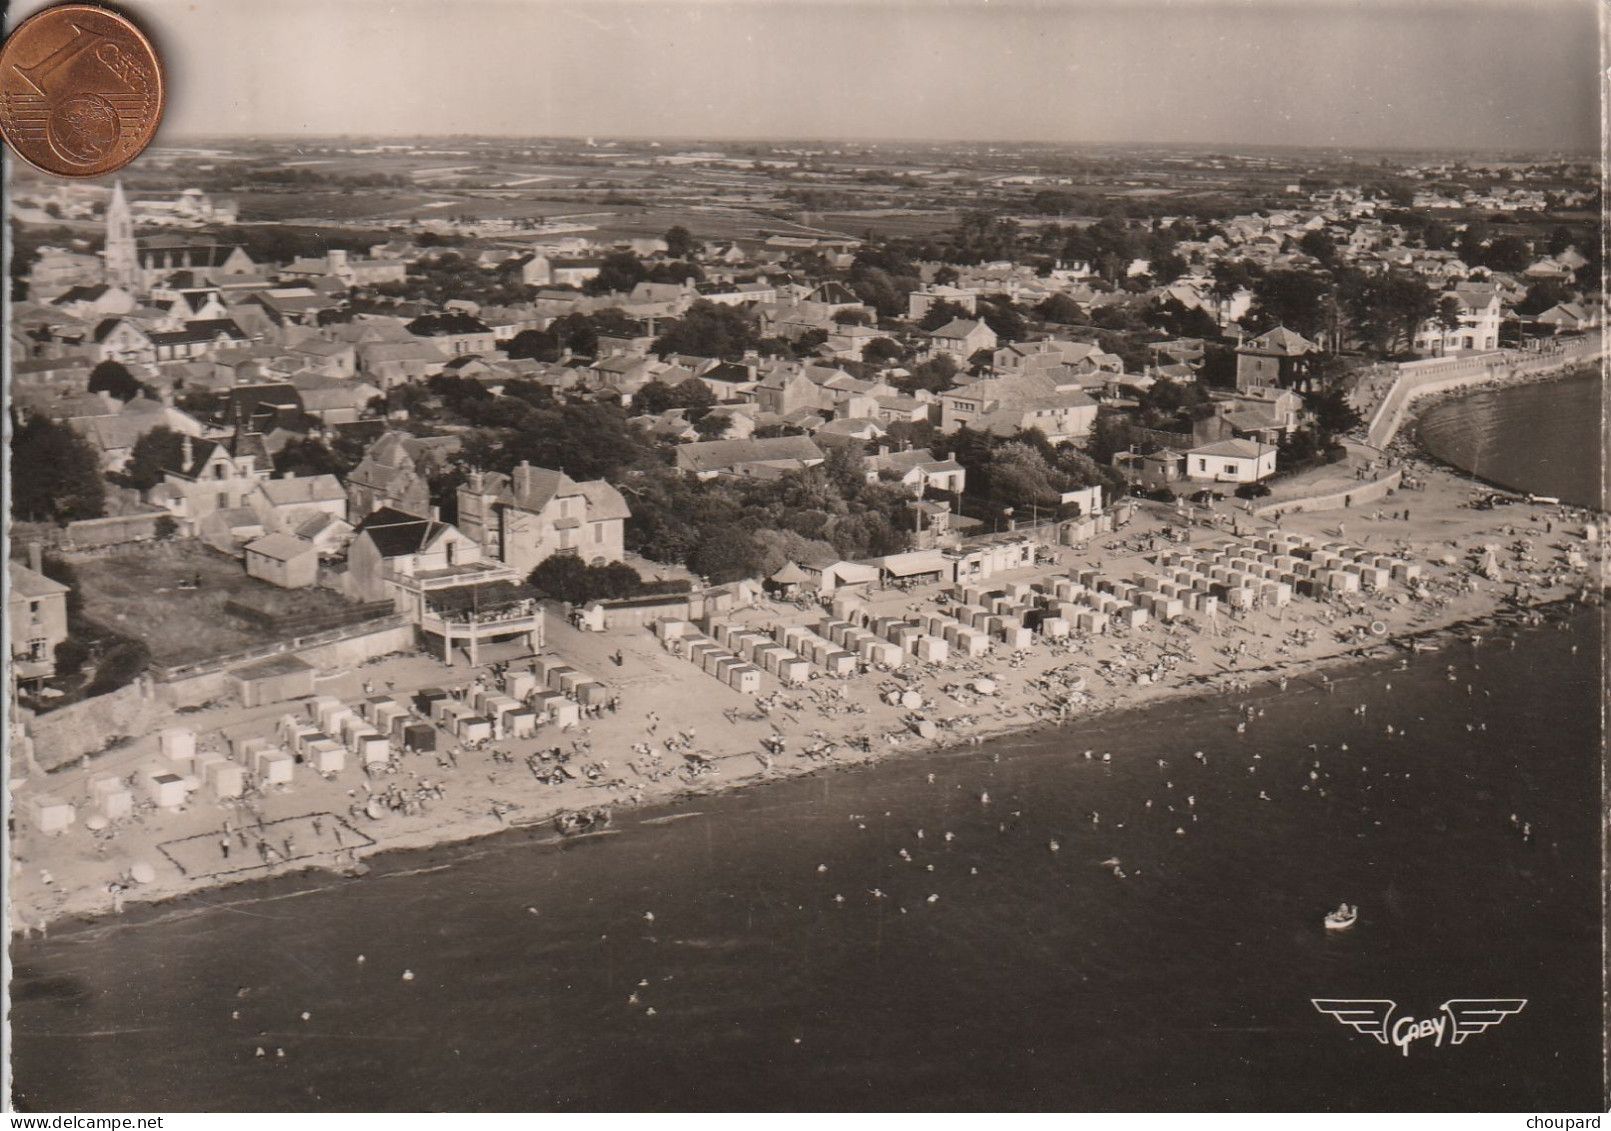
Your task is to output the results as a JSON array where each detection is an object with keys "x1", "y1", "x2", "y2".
[{"x1": 8, "y1": 425, "x2": 1604, "y2": 936}]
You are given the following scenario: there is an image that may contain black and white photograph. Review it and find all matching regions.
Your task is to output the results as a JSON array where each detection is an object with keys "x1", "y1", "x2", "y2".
[{"x1": 3, "y1": 0, "x2": 1606, "y2": 1114}]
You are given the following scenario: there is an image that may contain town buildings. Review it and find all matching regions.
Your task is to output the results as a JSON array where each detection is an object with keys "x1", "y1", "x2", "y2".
[{"x1": 456, "y1": 462, "x2": 631, "y2": 573}]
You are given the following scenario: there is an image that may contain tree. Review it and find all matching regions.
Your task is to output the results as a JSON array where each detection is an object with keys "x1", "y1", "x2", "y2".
[
  {"x1": 1210, "y1": 258, "x2": 1261, "y2": 299},
  {"x1": 631, "y1": 379, "x2": 716, "y2": 416},
  {"x1": 646, "y1": 260, "x2": 703, "y2": 284},
  {"x1": 88, "y1": 360, "x2": 145, "y2": 402},
  {"x1": 85, "y1": 637, "x2": 151, "y2": 698},
  {"x1": 664, "y1": 224, "x2": 697, "y2": 259},
  {"x1": 833, "y1": 308, "x2": 873, "y2": 326},
  {"x1": 1148, "y1": 297, "x2": 1221, "y2": 340},
  {"x1": 1341, "y1": 271, "x2": 1437, "y2": 356},
  {"x1": 528, "y1": 556, "x2": 642, "y2": 604},
  {"x1": 119, "y1": 425, "x2": 187, "y2": 492},
  {"x1": 585, "y1": 250, "x2": 648, "y2": 296},
  {"x1": 692, "y1": 413, "x2": 729, "y2": 440},
  {"x1": 651, "y1": 300, "x2": 760, "y2": 360},
  {"x1": 976, "y1": 296, "x2": 1027, "y2": 344},
  {"x1": 1084, "y1": 411, "x2": 1134, "y2": 465},
  {"x1": 1304, "y1": 388, "x2": 1362, "y2": 440},
  {"x1": 1435, "y1": 295, "x2": 1463, "y2": 333},
  {"x1": 548, "y1": 308, "x2": 641, "y2": 357},
  {"x1": 1247, "y1": 270, "x2": 1331, "y2": 340},
  {"x1": 917, "y1": 299, "x2": 970, "y2": 332},
  {"x1": 506, "y1": 328, "x2": 561, "y2": 362},
  {"x1": 1149, "y1": 251, "x2": 1188, "y2": 283},
  {"x1": 1515, "y1": 280, "x2": 1573, "y2": 317},
  {"x1": 11, "y1": 412, "x2": 106, "y2": 522},
  {"x1": 274, "y1": 436, "x2": 354, "y2": 479},
  {"x1": 861, "y1": 337, "x2": 906, "y2": 365},
  {"x1": 689, "y1": 529, "x2": 762, "y2": 584},
  {"x1": 1031, "y1": 294, "x2": 1081, "y2": 328},
  {"x1": 1297, "y1": 229, "x2": 1339, "y2": 265},
  {"x1": 889, "y1": 354, "x2": 957, "y2": 395}
]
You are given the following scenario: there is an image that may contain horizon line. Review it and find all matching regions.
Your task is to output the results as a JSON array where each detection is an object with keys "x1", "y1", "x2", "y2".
[{"x1": 145, "y1": 133, "x2": 1598, "y2": 160}]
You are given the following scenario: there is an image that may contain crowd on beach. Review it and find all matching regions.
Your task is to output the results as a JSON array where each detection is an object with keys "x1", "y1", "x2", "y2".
[{"x1": 8, "y1": 440, "x2": 1605, "y2": 936}]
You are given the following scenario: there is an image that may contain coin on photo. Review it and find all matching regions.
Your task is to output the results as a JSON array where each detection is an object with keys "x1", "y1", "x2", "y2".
[{"x1": 0, "y1": 3, "x2": 164, "y2": 177}]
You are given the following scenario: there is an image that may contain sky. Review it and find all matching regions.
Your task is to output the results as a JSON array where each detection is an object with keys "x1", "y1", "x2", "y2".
[{"x1": 9, "y1": 0, "x2": 1601, "y2": 152}]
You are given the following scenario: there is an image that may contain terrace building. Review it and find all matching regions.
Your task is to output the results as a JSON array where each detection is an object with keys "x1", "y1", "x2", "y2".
[
  {"x1": 9, "y1": 556, "x2": 70, "y2": 686},
  {"x1": 456, "y1": 462, "x2": 631, "y2": 573},
  {"x1": 346, "y1": 507, "x2": 542, "y2": 667}
]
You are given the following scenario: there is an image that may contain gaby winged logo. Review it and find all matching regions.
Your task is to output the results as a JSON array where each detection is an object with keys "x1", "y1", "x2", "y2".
[{"x1": 1312, "y1": 999, "x2": 1526, "y2": 1056}]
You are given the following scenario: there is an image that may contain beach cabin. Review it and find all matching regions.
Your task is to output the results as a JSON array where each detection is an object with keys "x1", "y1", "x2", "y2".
[
  {"x1": 204, "y1": 758, "x2": 246, "y2": 800},
  {"x1": 232, "y1": 654, "x2": 317, "y2": 708},
  {"x1": 254, "y1": 748, "x2": 296, "y2": 786},
  {"x1": 727, "y1": 664, "x2": 763, "y2": 694},
  {"x1": 91, "y1": 775, "x2": 135, "y2": 819},
  {"x1": 139, "y1": 762, "x2": 190, "y2": 809},
  {"x1": 507, "y1": 707, "x2": 538, "y2": 738},
  {"x1": 27, "y1": 793, "x2": 76, "y2": 835},
  {"x1": 307, "y1": 738, "x2": 346, "y2": 775},
  {"x1": 403, "y1": 722, "x2": 436, "y2": 753},
  {"x1": 159, "y1": 727, "x2": 197, "y2": 763}
]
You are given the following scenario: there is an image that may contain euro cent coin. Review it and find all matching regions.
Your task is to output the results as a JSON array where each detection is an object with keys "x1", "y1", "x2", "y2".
[{"x1": 0, "y1": 3, "x2": 164, "y2": 177}]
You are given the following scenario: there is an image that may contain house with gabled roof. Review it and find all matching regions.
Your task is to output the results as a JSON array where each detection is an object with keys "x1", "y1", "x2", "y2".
[
  {"x1": 456, "y1": 461, "x2": 631, "y2": 573},
  {"x1": 347, "y1": 507, "x2": 479, "y2": 601},
  {"x1": 51, "y1": 284, "x2": 138, "y2": 320},
  {"x1": 673, "y1": 435, "x2": 827, "y2": 480},
  {"x1": 925, "y1": 318, "x2": 998, "y2": 364},
  {"x1": 67, "y1": 401, "x2": 205, "y2": 472},
  {"x1": 152, "y1": 430, "x2": 272, "y2": 532},
  {"x1": 1234, "y1": 325, "x2": 1316, "y2": 391},
  {"x1": 939, "y1": 372, "x2": 1097, "y2": 443},
  {"x1": 147, "y1": 318, "x2": 252, "y2": 362},
  {"x1": 10, "y1": 557, "x2": 71, "y2": 683},
  {"x1": 865, "y1": 448, "x2": 967, "y2": 496},
  {"x1": 247, "y1": 472, "x2": 347, "y2": 534},
  {"x1": 1534, "y1": 302, "x2": 1597, "y2": 333},
  {"x1": 1414, "y1": 282, "x2": 1503, "y2": 356},
  {"x1": 345, "y1": 430, "x2": 457, "y2": 523},
  {"x1": 94, "y1": 317, "x2": 156, "y2": 364},
  {"x1": 1185, "y1": 438, "x2": 1277, "y2": 483},
  {"x1": 755, "y1": 365, "x2": 830, "y2": 417},
  {"x1": 358, "y1": 339, "x2": 449, "y2": 387}
]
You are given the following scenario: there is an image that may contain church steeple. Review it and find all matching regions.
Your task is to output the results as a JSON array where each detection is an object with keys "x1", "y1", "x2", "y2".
[{"x1": 104, "y1": 179, "x2": 137, "y2": 291}]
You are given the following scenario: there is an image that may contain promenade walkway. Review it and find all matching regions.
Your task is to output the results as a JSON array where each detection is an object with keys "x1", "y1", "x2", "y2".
[{"x1": 1352, "y1": 331, "x2": 1604, "y2": 450}]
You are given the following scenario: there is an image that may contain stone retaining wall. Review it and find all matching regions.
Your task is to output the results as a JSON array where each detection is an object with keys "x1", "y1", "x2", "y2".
[{"x1": 1253, "y1": 468, "x2": 1404, "y2": 519}]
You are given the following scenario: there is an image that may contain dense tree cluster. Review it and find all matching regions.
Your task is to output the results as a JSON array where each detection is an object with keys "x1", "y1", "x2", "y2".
[
  {"x1": 528, "y1": 556, "x2": 645, "y2": 605},
  {"x1": 650, "y1": 300, "x2": 761, "y2": 360},
  {"x1": 11, "y1": 412, "x2": 105, "y2": 523},
  {"x1": 621, "y1": 446, "x2": 916, "y2": 583}
]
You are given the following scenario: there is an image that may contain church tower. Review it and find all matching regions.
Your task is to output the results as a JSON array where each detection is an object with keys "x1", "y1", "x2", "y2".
[{"x1": 103, "y1": 180, "x2": 137, "y2": 291}]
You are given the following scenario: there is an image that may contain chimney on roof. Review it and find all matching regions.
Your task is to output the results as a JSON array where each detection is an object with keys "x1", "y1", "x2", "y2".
[
  {"x1": 29, "y1": 542, "x2": 43, "y2": 575},
  {"x1": 512, "y1": 459, "x2": 534, "y2": 499},
  {"x1": 430, "y1": 505, "x2": 440, "y2": 521},
  {"x1": 181, "y1": 433, "x2": 194, "y2": 470}
]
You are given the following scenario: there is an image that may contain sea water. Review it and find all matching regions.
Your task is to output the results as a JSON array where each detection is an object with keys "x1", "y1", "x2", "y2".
[
  {"x1": 9, "y1": 609, "x2": 1603, "y2": 1111},
  {"x1": 11, "y1": 378, "x2": 1608, "y2": 1112},
  {"x1": 1418, "y1": 369, "x2": 1604, "y2": 509}
]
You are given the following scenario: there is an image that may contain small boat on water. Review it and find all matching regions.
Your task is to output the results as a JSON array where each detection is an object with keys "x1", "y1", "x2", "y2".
[{"x1": 1324, "y1": 903, "x2": 1359, "y2": 930}]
